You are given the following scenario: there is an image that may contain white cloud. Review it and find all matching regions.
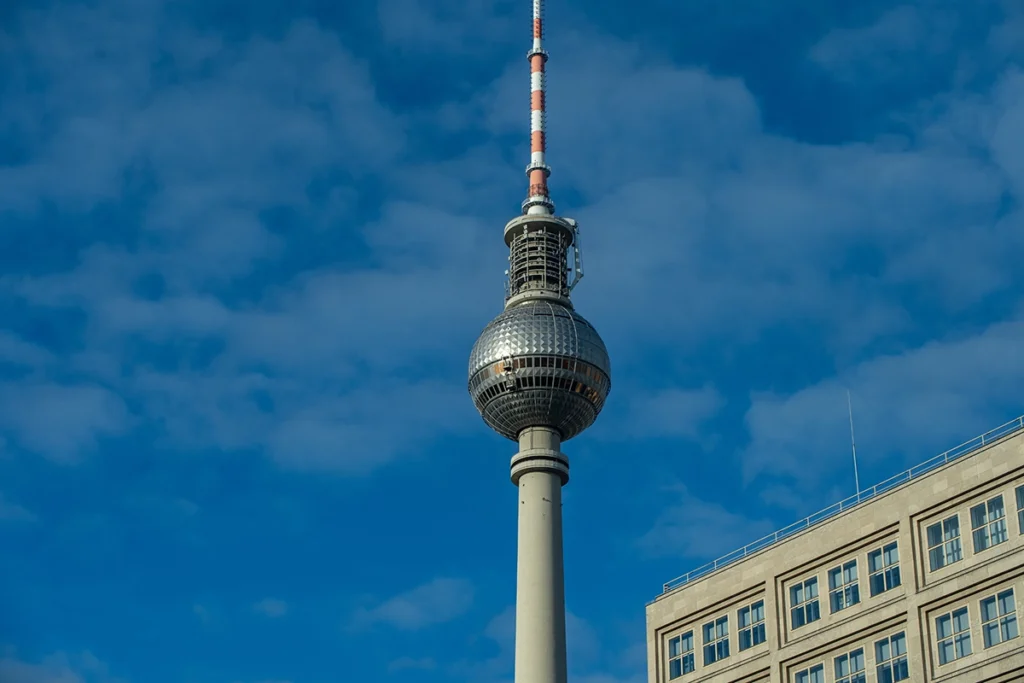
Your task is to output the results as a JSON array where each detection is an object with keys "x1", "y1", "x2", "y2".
[
  {"x1": 387, "y1": 657, "x2": 436, "y2": 674},
  {"x1": 0, "y1": 651, "x2": 122, "y2": 683},
  {"x1": 0, "y1": 494, "x2": 37, "y2": 522},
  {"x1": 743, "y1": 317, "x2": 1024, "y2": 507},
  {"x1": 355, "y1": 577, "x2": 475, "y2": 630},
  {"x1": 253, "y1": 598, "x2": 289, "y2": 618},
  {"x1": 638, "y1": 484, "x2": 776, "y2": 561}
]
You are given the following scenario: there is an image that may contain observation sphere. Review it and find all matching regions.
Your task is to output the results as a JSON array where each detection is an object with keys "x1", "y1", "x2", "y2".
[{"x1": 468, "y1": 300, "x2": 611, "y2": 441}]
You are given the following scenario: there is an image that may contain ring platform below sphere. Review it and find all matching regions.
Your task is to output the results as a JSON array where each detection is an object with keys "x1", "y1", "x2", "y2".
[{"x1": 468, "y1": 300, "x2": 611, "y2": 441}]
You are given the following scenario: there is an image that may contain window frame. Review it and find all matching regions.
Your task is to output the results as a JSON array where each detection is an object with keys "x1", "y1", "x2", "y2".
[
  {"x1": 833, "y1": 647, "x2": 866, "y2": 683},
  {"x1": 793, "y1": 663, "x2": 824, "y2": 683},
  {"x1": 867, "y1": 541, "x2": 901, "y2": 597},
  {"x1": 970, "y1": 494, "x2": 1008, "y2": 553},
  {"x1": 789, "y1": 577, "x2": 821, "y2": 630},
  {"x1": 875, "y1": 631, "x2": 909, "y2": 682},
  {"x1": 1016, "y1": 484, "x2": 1024, "y2": 535},
  {"x1": 926, "y1": 514, "x2": 963, "y2": 571},
  {"x1": 667, "y1": 630, "x2": 695, "y2": 679},
  {"x1": 737, "y1": 599, "x2": 766, "y2": 651},
  {"x1": 701, "y1": 615, "x2": 730, "y2": 666},
  {"x1": 828, "y1": 559, "x2": 860, "y2": 613},
  {"x1": 980, "y1": 588, "x2": 1019, "y2": 649},
  {"x1": 935, "y1": 606, "x2": 972, "y2": 665}
]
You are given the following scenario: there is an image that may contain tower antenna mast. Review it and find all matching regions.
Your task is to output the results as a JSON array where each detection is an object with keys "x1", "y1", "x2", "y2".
[
  {"x1": 467, "y1": 3, "x2": 612, "y2": 683},
  {"x1": 847, "y1": 389, "x2": 861, "y2": 501}
]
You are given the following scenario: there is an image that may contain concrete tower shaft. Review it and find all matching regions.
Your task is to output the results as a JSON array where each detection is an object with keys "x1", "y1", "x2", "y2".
[{"x1": 465, "y1": 3, "x2": 610, "y2": 683}]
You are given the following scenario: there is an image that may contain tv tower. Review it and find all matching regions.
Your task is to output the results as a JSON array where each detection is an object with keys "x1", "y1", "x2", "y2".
[{"x1": 467, "y1": 1, "x2": 612, "y2": 681}]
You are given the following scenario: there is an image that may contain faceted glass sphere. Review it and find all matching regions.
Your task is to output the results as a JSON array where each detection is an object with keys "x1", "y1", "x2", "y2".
[{"x1": 468, "y1": 300, "x2": 611, "y2": 441}]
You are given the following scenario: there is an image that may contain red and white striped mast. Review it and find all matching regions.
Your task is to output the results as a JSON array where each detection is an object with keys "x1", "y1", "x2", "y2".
[{"x1": 524, "y1": 0, "x2": 553, "y2": 216}]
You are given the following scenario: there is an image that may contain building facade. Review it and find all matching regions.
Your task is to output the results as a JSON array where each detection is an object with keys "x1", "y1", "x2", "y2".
[{"x1": 646, "y1": 418, "x2": 1024, "y2": 683}]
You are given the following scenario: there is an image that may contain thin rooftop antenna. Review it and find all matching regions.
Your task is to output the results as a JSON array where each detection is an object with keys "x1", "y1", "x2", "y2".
[
  {"x1": 524, "y1": 0, "x2": 553, "y2": 216},
  {"x1": 847, "y1": 389, "x2": 861, "y2": 501}
]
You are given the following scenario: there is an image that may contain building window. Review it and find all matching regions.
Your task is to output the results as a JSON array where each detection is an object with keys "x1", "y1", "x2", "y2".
[
  {"x1": 875, "y1": 632, "x2": 909, "y2": 682},
  {"x1": 936, "y1": 607, "x2": 972, "y2": 665},
  {"x1": 926, "y1": 515, "x2": 962, "y2": 571},
  {"x1": 790, "y1": 577, "x2": 820, "y2": 629},
  {"x1": 834, "y1": 648, "x2": 865, "y2": 683},
  {"x1": 981, "y1": 588, "x2": 1019, "y2": 648},
  {"x1": 867, "y1": 542, "x2": 901, "y2": 597},
  {"x1": 702, "y1": 616, "x2": 729, "y2": 666},
  {"x1": 1016, "y1": 485, "x2": 1024, "y2": 534},
  {"x1": 794, "y1": 663, "x2": 824, "y2": 683},
  {"x1": 738, "y1": 600, "x2": 766, "y2": 650},
  {"x1": 971, "y1": 495, "x2": 1008, "y2": 552},
  {"x1": 828, "y1": 560, "x2": 860, "y2": 613},
  {"x1": 668, "y1": 631, "x2": 695, "y2": 679}
]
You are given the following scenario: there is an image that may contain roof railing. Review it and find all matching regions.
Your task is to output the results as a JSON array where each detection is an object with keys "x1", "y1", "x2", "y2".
[{"x1": 660, "y1": 414, "x2": 1024, "y2": 596}]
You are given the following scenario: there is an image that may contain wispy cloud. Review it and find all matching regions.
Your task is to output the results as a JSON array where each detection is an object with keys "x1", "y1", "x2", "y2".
[
  {"x1": 252, "y1": 599, "x2": 289, "y2": 618},
  {"x1": 0, "y1": 494, "x2": 37, "y2": 522},
  {"x1": 354, "y1": 577, "x2": 475, "y2": 631}
]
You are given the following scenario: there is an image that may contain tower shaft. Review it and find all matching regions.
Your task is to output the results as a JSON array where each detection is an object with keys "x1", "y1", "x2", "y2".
[{"x1": 512, "y1": 426, "x2": 569, "y2": 683}]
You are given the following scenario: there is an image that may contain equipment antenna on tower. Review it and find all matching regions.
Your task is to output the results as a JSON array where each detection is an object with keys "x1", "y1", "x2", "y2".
[{"x1": 847, "y1": 389, "x2": 861, "y2": 502}]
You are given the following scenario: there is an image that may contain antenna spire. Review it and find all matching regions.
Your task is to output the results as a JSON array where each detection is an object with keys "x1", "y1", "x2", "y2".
[{"x1": 524, "y1": 0, "x2": 553, "y2": 215}]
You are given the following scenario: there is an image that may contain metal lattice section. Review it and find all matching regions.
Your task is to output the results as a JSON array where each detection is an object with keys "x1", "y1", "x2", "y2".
[{"x1": 507, "y1": 226, "x2": 570, "y2": 299}]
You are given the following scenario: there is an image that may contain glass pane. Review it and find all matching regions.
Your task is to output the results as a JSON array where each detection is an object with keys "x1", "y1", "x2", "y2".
[
  {"x1": 894, "y1": 658, "x2": 909, "y2": 681},
  {"x1": 753, "y1": 623, "x2": 765, "y2": 645},
  {"x1": 876, "y1": 638, "x2": 890, "y2": 662},
  {"x1": 792, "y1": 607, "x2": 805, "y2": 628},
  {"x1": 884, "y1": 543, "x2": 899, "y2": 565},
  {"x1": 739, "y1": 630, "x2": 750, "y2": 651},
  {"x1": 845, "y1": 561, "x2": 857, "y2": 582},
  {"x1": 878, "y1": 665, "x2": 893, "y2": 683},
  {"x1": 752, "y1": 601, "x2": 764, "y2": 621},
  {"x1": 936, "y1": 614, "x2": 951, "y2": 639},
  {"x1": 829, "y1": 567, "x2": 842, "y2": 590},
  {"x1": 927, "y1": 523, "x2": 942, "y2": 547},
  {"x1": 893, "y1": 633, "x2": 906, "y2": 656},
  {"x1": 938, "y1": 641, "x2": 952, "y2": 665},
  {"x1": 851, "y1": 649, "x2": 864, "y2": 670},
  {"x1": 871, "y1": 573, "x2": 884, "y2": 596},
  {"x1": 682, "y1": 632, "x2": 692, "y2": 651},
  {"x1": 869, "y1": 549, "x2": 882, "y2": 572},
  {"x1": 669, "y1": 637, "x2": 681, "y2": 658},
  {"x1": 974, "y1": 527, "x2": 989, "y2": 551},
  {"x1": 683, "y1": 653, "x2": 694, "y2": 674},
  {"x1": 716, "y1": 616, "x2": 728, "y2": 638},
  {"x1": 984, "y1": 621, "x2": 999, "y2": 648},
  {"x1": 739, "y1": 606, "x2": 750, "y2": 627},
  {"x1": 807, "y1": 578, "x2": 818, "y2": 598},
  {"x1": 953, "y1": 608, "x2": 970, "y2": 632},
  {"x1": 990, "y1": 496, "x2": 1005, "y2": 517},
  {"x1": 981, "y1": 596, "x2": 997, "y2": 622},
  {"x1": 957, "y1": 633, "x2": 972, "y2": 658},
  {"x1": 945, "y1": 516, "x2": 959, "y2": 538},
  {"x1": 703, "y1": 622, "x2": 714, "y2": 641},
  {"x1": 929, "y1": 547, "x2": 944, "y2": 571},
  {"x1": 972, "y1": 503, "x2": 987, "y2": 528},
  {"x1": 835, "y1": 654, "x2": 849, "y2": 677},
  {"x1": 808, "y1": 600, "x2": 820, "y2": 622},
  {"x1": 669, "y1": 658, "x2": 681, "y2": 679},
  {"x1": 1017, "y1": 485, "x2": 1024, "y2": 510},
  {"x1": 887, "y1": 566, "x2": 901, "y2": 589},
  {"x1": 791, "y1": 584, "x2": 802, "y2": 604},
  {"x1": 703, "y1": 644, "x2": 715, "y2": 665},
  {"x1": 1003, "y1": 615, "x2": 1019, "y2": 641}
]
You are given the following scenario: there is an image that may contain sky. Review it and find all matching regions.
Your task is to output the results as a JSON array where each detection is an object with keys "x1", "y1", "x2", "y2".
[{"x1": 1, "y1": 0, "x2": 1024, "y2": 681}]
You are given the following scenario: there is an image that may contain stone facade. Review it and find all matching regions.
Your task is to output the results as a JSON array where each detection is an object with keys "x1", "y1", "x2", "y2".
[{"x1": 646, "y1": 429, "x2": 1024, "y2": 683}]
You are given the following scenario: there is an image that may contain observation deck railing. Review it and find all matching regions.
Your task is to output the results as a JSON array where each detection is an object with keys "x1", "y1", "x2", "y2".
[{"x1": 660, "y1": 414, "x2": 1024, "y2": 596}]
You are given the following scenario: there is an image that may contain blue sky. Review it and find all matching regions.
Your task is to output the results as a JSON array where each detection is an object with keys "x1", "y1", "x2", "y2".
[{"x1": 1, "y1": 0, "x2": 1024, "y2": 681}]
